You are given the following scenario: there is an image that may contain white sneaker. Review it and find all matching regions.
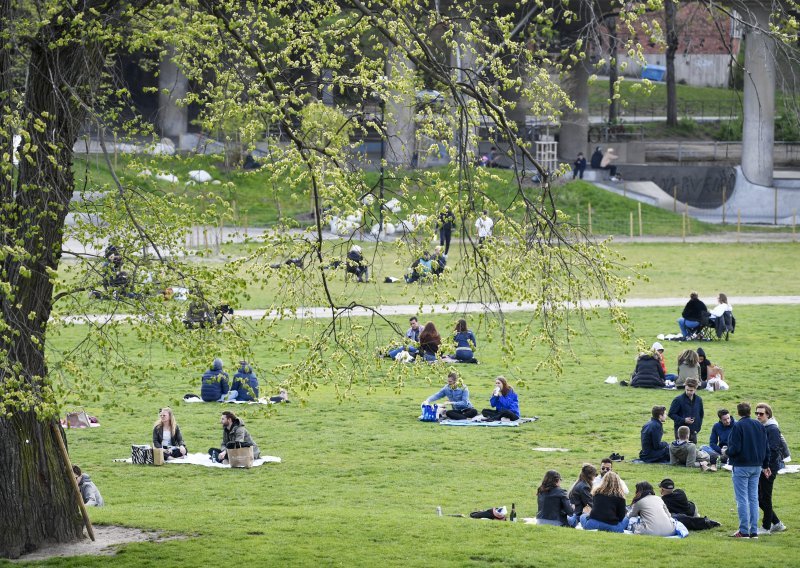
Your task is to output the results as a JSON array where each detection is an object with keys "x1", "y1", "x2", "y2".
[
  {"x1": 757, "y1": 527, "x2": 771, "y2": 536},
  {"x1": 609, "y1": 176, "x2": 619, "y2": 182},
  {"x1": 771, "y1": 522, "x2": 787, "y2": 532}
]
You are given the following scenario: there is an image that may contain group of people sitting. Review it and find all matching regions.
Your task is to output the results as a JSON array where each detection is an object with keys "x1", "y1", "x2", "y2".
[
  {"x1": 628, "y1": 342, "x2": 723, "y2": 390},
  {"x1": 404, "y1": 247, "x2": 446, "y2": 283},
  {"x1": 535, "y1": 461, "x2": 719, "y2": 534},
  {"x1": 422, "y1": 372, "x2": 520, "y2": 422},
  {"x1": 386, "y1": 317, "x2": 478, "y2": 364},
  {"x1": 200, "y1": 358, "x2": 289, "y2": 403},
  {"x1": 677, "y1": 291, "x2": 734, "y2": 340}
]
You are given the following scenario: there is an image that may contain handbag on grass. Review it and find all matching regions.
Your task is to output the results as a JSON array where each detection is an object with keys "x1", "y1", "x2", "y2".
[
  {"x1": 227, "y1": 445, "x2": 254, "y2": 468},
  {"x1": 131, "y1": 444, "x2": 154, "y2": 465}
]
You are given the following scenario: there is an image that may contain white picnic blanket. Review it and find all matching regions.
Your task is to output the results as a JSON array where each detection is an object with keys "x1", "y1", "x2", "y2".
[
  {"x1": 439, "y1": 417, "x2": 537, "y2": 427},
  {"x1": 184, "y1": 397, "x2": 278, "y2": 405},
  {"x1": 721, "y1": 463, "x2": 798, "y2": 474},
  {"x1": 121, "y1": 452, "x2": 281, "y2": 468}
]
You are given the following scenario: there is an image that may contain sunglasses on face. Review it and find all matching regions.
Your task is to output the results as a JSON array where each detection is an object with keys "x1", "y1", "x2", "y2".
[
  {"x1": 755, "y1": 411, "x2": 766, "y2": 416},
  {"x1": 601, "y1": 467, "x2": 611, "y2": 472}
]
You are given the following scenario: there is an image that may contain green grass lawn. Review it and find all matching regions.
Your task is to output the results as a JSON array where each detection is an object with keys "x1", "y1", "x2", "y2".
[{"x1": 46, "y1": 302, "x2": 799, "y2": 567}]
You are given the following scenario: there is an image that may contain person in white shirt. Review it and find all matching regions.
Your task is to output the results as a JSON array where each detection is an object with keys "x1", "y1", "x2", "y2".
[
  {"x1": 709, "y1": 292, "x2": 733, "y2": 338},
  {"x1": 593, "y1": 458, "x2": 630, "y2": 495},
  {"x1": 474, "y1": 210, "x2": 494, "y2": 244}
]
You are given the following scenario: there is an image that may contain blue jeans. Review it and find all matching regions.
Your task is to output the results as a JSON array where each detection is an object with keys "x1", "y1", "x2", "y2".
[
  {"x1": 388, "y1": 345, "x2": 418, "y2": 359},
  {"x1": 580, "y1": 514, "x2": 629, "y2": 533},
  {"x1": 732, "y1": 465, "x2": 761, "y2": 535},
  {"x1": 678, "y1": 318, "x2": 700, "y2": 337}
]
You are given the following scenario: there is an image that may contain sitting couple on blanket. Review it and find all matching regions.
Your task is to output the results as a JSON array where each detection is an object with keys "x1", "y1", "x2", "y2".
[{"x1": 422, "y1": 373, "x2": 520, "y2": 421}]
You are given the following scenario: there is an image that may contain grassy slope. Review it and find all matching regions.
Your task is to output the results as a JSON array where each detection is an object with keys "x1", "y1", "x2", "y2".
[{"x1": 47, "y1": 302, "x2": 799, "y2": 567}]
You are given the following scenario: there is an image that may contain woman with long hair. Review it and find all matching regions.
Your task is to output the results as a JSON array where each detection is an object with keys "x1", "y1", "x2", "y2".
[
  {"x1": 452, "y1": 319, "x2": 477, "y2": 362},
  {"x1": 580, "y1": 472, "x2": 629, "y2": 532},
  {"x1": 627, "y1": 481, "x2": 674, "y2": 536},
  {"x1": 418, "y1": 321, "x2": 442, "y2": 362},
  {"x1": 568, "y1": 464, "x2": 597, "y2": 521},
  {"x1": 481, "y1": 376, "x2": 520, "y2": 421},
  {"x1": 153, "y1": 407, "x2": 187, "y2": 459},
  {"x1": 536, "y1": 470, "x2": 574, "y2": 527},
  {"x1": 675, "y1": 349, "x2": 699, "y2": 388}
]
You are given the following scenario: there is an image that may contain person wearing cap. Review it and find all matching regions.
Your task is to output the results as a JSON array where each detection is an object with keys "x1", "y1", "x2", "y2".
[
  {"x1": 669, "y1": 425, "x2": 716, "y2": 470},
  {"x1": 725, "y1": 402, "x2": 769, "y2": 538},
  {"x1": 668, "y1": 377, "x2": 704, "y2": 443},
  {"x1": 346, "y1": 245, "x2": 368, "y2": 283},
  {"x1": 629, "y1": 347, "x2": 666, "y2": 388},
  {"x1": 639, "y1": 405, "x2": 670, "y2": 463},
  {"x1": 659, "y1": 479, "x2": 721, "y2": 531},
  {"x1": 700, "y1": 408, "x2": 735, "y2": 465},
  {"x1": 627, "y1": 481, "x2": 675, "y2": 536},
  {"x1": 677, "y1": 291, "x2": 708, "y2": 339},
  {"x1": 593, "y1": 458, "x2": 629, "y2": 495},
  {"x1": 200, "y1": 358, "x2": 231, "y2": 402}
]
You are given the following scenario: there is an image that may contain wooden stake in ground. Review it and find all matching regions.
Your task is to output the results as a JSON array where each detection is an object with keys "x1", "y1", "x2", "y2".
[{"x1": 51, "y1": 422, "x2": 95, "y2": 542}]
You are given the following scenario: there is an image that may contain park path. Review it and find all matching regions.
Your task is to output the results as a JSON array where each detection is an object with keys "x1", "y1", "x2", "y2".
[{"x1": 64, "y1": 295, "x2": 800, "y2": 324}]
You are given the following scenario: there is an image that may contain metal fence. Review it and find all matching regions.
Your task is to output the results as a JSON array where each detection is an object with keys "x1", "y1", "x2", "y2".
[{"x1": 644, "y1": 141, "x2": 800, "y2": 165}]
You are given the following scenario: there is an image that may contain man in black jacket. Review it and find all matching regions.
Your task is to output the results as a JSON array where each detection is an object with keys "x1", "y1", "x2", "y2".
[
  {"x1": 678, "y1": 291, "x2": 707, "y2": 338},
  {"x1": 659, "y1": 478, "x2": 720, "y2": 530}
]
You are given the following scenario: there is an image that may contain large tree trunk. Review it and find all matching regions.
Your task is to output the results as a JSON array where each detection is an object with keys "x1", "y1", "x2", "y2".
[
  {"x1": 664, "y1": 0, "x2": 679, "y2": 127},
  {"x1": 0, "y1": 6, "x2": 107, "y2": 558}
]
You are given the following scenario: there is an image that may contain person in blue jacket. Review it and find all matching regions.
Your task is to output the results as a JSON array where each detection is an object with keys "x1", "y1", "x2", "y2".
[
  {"x1": 232, "y1": 361, "x2": 259, "y2": 402},
  {"x1": 452, "y1": 318, "x2": 477, "y2": 362},
  {"x1": 700, "y1": 408, "x2": 735, "y2": 465},
  {"x1": 755, "y1": 402, "x2": 786, "y2": 535},
  {"x1": 668, "y1": 378, "x2": 704, "y2": 443},
  {"x1": 423, "y1": 371, "x2": 477, "y2": 420},
  {"x1": 200, "y1": 358, "x2": 230, "y2": 402},
  {"x1": 639, "y1": 405, "x2": 670, "y2": 463},
  {"x1": 481, "y1": 376, "x2": 520, "y2": 421},
  {"x1": 726, "y1": 402, "x2": 769, "y2": 538}
]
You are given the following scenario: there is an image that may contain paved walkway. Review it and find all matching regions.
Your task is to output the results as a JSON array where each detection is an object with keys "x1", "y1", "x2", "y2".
[{"x1": 63, "y1": 295, "x2": 800, "y2": 324}]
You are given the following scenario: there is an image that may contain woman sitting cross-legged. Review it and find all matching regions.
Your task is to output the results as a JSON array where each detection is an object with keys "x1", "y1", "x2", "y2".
[
  {"x1": 481, "y1": 376, "x2": 520, "y2": 421},
  {"x1": 418, "y1": 321, "x2": 442, "y2": 363},
  {"x1": 153, "y1": 407, "x2": 187, "y2": 459},
  {"x1": 627, "y1": 481, "x2": 676, "y2": 536},
  {"x1": 535, "y1": 470, "x2": 575, "y2": 527},
  {"x1": 580, "y1": 471, "x2": 629, "y2": 532},
  {"x1": 422, "y1": 371, "x2": 478, "y2": 420}
]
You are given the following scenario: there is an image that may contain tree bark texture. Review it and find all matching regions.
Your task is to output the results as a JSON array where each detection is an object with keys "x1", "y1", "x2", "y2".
[
  {"x1": 0, "y1": 4, "x2": 109, "y2": 558},
  {"x1": 664, "y1": 0, "x2": 678, "y2": 127}
]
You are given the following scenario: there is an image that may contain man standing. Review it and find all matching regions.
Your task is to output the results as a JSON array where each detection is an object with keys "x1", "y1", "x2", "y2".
[
  {"x1": 437, "y1": 205, "x2": 455, "y2": 255},
  {"x1": 640, "y1": 405, "x2": 670, "y2": 463},
  {"x1": 214, "y1": 411, "x2": 261, "y2": 463},
  {"x1": 668, "y1": 378, "x2": 704, "y2": 443},
  {"x1": 700, "y1": 408, "x2": 735, "y2": 465},
  {"x1": 726, "y1": 402, "x2": 769, "y2": 538},
  {"x1": 474, "y1": 210, "x2": 493, "y2": 245}
]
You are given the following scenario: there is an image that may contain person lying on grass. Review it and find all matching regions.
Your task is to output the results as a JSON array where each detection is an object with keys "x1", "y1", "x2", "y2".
[{"x1": 422, "y1": 371, "x2": 477, "y2": 420}]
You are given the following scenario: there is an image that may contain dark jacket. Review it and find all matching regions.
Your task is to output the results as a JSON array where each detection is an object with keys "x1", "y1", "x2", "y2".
[
  {"x1": 590, "y1": 148, "x2": 603, "y2": 168},
  {"x1": 640, "y1": 418, "x2": 670, "y2": 463},
  {"x1": 536, "y1": 487, "x2": 574, "y2": 526},
  {"x1": 668, "y1": 392, "x2": 704, "y2": 437},
  {"x1": 681, "y1": 298, "x2": 708, "y2": 322},
  {"x1": 222, "y1": 417, "x2": 261, "y2": 459},
  {"x1": 201, "y1": 362, "x2": 229, "y2": 402},
  {"x1": 588, "y1": 494, "x2": 627, "y2": 525},
  {"x1": 569, "y1": 480, "x2": 593, "y2": 514},
  {"x1": 662, "y1": 489, "x2": 696, "y2": 517},
  {"x1": 764, "y1": 419, "x2": 783, "y2": 471},
  {"x1": 438, "y1": 210, "x2": 455, "y2": 231},
  {"x1": 232, "y1": 364, "x2": 260, "y2": 402},
  {"x1": 153, "y1": 424, "x2": 186, "y2": 450},
  {"x1": 708, "y1": 417, "x2": 735, "y2": 454},
  {"x1": 630, "y1": 355, "x2": 665, "y2": 388},
  {"x1": 727, "y1": 416, "x2": 768, "y2": 468}
]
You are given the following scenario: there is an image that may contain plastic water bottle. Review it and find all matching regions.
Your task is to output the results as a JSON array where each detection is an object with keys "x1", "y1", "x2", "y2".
[{"x1": 437, "y1": 506, "x2": 442, "y2": 517}]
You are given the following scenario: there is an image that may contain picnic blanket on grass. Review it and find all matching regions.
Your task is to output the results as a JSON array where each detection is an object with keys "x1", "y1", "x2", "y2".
[
  {"x1": 439, "y1": 417, "x2": 537, "y2": 427},
  {"x1": 120, "y1": 452, "x2": 281, "y2": 468},
  {"x1": 722, "y1": 463, "x2": 799, "y2": 475},
  {"x1": 183, "y1": 396, "x2": 278, "y2": 405}
]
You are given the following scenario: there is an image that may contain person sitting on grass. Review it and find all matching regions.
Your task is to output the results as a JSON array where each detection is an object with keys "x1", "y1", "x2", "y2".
[
  {"x1": 535, "y1": 470, "x2": 575, "y2": 527},
  {"x1": 659, "y1": 478, "x2": 722, "y2": 531},
  {"x1": 669, "y1": 425, "x2": 716, "y2": 471},
  {"x1": 232, "y1": 361, "x2": 259, "y2": 402},
  {"x1": 640, "y1": 405, "x2": 670, "y2": 463},
  {"x1": 481, "y1": 376, "x2": 520, "y2": 421},
  {"x1": 568, "y1": 464, "x2": 597, "y2": 525},
  {"x1": 593, "y1": 458, "x2": 629, "y2": 495},
  {"x1": 627, "y1": 481, "x2": 676, "y2": 536},
  {"x1": 629, "y1": 348, "x2": 666, "y2": 388},
  {"x1": 418, "y1": 321, "x2": 442, "y2": 363},
  {"x1": 405, "y1": 251, "x2": 433, "y2": 283},
  {"x1": 422, "y1": 371, "x2": 478, "y2": 420},
  {"x1": 153, "y1": 407, "x2": 188, "y2": 459},
  {"x1": 700, "y1": 408, "x2": 734, "y2": 465},
  {"x1": 581, "y1": 471, "x2": 629, "y2": 532},
  {"x1": 346, "y1": 245, "x2": 368, "y2": 283},
  {"x1": 697, "y1": 347, "x2": 713, "y2": 383},
  {"x1": 200, "y1": 358, "x2": 231, "y2": 402},
  {"x1": 432, "y1": 246, "x2": 446, "y2": 276},
  {"x1": 269, "y1": 388, "x2": 290, "y2": 403},
  {"x1": 452, "y1": 318, "x2": 477, "y2": 362},
  {"x1": 675, "y1": 349, "x2": 700, "y2": 388},
  {"x1": 211, "y1": 410, "x2": 261, "y2": 463},
  {"x1": 72, "y1": 465, "x2": 104, "y2": 507},
  {"x1": 387, "y1": 316, "x2": 421, "y2": 360}
]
